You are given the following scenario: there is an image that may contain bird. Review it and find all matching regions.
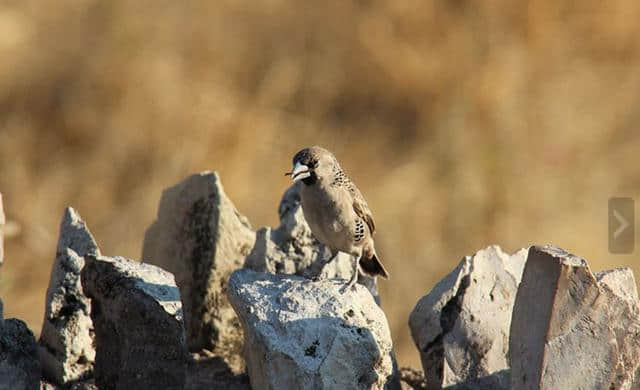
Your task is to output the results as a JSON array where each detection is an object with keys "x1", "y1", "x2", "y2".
[{"x1": 285, "y1": 146, "x2": 389, "y2": 292}]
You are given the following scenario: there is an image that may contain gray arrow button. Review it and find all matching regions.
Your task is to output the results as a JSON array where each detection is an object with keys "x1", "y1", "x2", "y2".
[{"x1": 609, "y1": 198, "x2": 634, "y2": 254}]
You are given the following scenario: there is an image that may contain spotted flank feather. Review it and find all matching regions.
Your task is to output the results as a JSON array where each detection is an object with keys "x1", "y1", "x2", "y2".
[
  {"x1": 354, "y1": 218, "x2": 365, "y2": 242},
  {"x1": 331, "y1": 165, "x2": 376, "y2": 235}
]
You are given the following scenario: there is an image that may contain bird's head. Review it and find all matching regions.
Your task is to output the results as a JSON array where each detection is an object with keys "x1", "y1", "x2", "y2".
[{"x1": 285, "y1": 146, "x2": 337, "y2": 185}]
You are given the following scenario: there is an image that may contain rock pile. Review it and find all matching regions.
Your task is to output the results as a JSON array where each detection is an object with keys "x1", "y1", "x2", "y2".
[
  {"x1": 141, "y1": 172, "x2": 380, "y2": 373},
  {"x1": 1, "y1": 172, "x2": 638, "y2": 390}
]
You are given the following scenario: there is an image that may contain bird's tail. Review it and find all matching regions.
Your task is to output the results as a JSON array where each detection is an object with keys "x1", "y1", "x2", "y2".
[{"x1": 359, "y1": 251, "x2": 389, "y2": 279}]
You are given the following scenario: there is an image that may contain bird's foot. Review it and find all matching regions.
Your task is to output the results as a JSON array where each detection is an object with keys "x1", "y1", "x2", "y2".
[{"x1": 339, "y1": 275, "x2": 359, "y2": 294}]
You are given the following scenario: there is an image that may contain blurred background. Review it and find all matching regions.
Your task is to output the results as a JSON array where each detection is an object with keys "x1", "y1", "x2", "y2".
[{"x1": 1, "y1": 0, "x2": 639, "y2": 369}]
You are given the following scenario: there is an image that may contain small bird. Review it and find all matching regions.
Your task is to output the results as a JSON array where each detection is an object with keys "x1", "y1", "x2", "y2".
[{"x1": 285, "y1": 146, "x2": 389, "y2": 291}]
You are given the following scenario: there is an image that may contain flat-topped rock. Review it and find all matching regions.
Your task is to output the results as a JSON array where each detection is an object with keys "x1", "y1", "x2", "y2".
[
  {"x1": 510, "y1": 245, "x2": 640, "y2": 389},
  {"x1": 228, "y1": 269, "x2": 398, "y2": 389},
  {"x1": 82, "y1": 255, "x2": 187, "y2": 390}
]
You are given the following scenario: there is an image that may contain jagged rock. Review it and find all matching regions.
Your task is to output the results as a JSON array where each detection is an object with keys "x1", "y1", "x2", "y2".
[
  {"x1": 510, "y1": 245, "x2": 640, "y2": 390},
  {"x1": 245, "y1": 184, "x2": 379, "y2": 300},
  {"x1": 142, "y1": 172, "x2": 254, "y2": 372},
  {"x1": 227, "y1": 269, "x2": 398, "y2": 389},
  {"x1": 0, "y1": 318, "x2": 41, "y2": 390},
  {"x1": 246, "y1": 185, "x2": 353, "y2": 279},
  {"x1": 595, "y1": 267, "x2": 639, "y2": 303},
  {"x1": 81, "y1": 255, "x2": 188, "y2": 390},
  {"x1": 0, "y1": 192, "x2": 5, "y2": 266},
  {"x1": 39, "y1": 208, "x2": 99, "y2": 384},
  {"x1": 409, "y1": 245, "x2": 528, "y2": 390}
]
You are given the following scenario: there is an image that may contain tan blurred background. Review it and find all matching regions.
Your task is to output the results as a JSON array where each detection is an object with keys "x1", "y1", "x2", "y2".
[{"x1": 1, "y1": 0, "x2": 640, "y2": 369}]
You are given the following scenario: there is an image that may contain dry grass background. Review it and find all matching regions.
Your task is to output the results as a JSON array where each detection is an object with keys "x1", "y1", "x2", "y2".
[{"x1": 1, "y1": 0, "x2": 640, "y2": 369}]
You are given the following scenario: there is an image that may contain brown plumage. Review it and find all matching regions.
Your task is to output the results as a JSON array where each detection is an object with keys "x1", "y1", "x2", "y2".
[{"x1": 286, "y1": 146, "x2": 389, "y2": 291}]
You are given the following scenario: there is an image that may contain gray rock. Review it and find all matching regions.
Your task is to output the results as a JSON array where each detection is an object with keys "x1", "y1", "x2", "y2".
[
  {"x1": 142, "y1": 172, "x2": 254, "y2": 373},
  {"x1": 510, "y1": 245, "x2": 640, "y2": 390},
  {"x1": 81, "y1": 255, "x2": 188, "y2": 390},
  {"x1": 39, "y1": 208, "x2": 99, "y2": 384},
  {"x1": 0, "y1": 192, "x2": 4, "y2": 266},
  {"x1": 246, "y1": 184, "x2": 379, "y2": 299},
  {"x1": 227, "y1": 269, "x2": 398, "y2": 390},
  {"x1": 595, "y1": 267, "x2": 639, "y2": 303},
  {"x1": 409, "y1": 245, "x2": 528, "y2": 390},
  {"x1": 0, "y1": 318, "x2": 41, "y2": 390}
]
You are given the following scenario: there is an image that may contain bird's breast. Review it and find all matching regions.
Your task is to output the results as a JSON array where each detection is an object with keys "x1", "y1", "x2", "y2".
[{"x1": 299, "y1": 185, "x2": 354, "y2": 251}]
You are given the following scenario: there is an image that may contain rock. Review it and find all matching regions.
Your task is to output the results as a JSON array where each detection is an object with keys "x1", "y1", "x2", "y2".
[
  {"x1": 409, "y1": 245, "x2": 528, "y2": 390},
  {"x1": 227, "y1": 269, "x2": 398, "y2": 389},
  {"x1": 39, "y1": 208, "x2": 99, "y2": 384},
  {"x1": 0, "y1": 192, "x2": 4, "y2": 266},
  {"x1": 81, "y1": 255, "x2": 188, "y2": 390},
  {"x1": 398, "y1": 367, "x2": 427, "y2": 389},
  {"x1": 246, "y1": 185, "x2": 352, "y2": 279},
  {"x1": 0, "y1": 318, "x2": 41, "y2": 390},
  {"x1": 509, "y1": 245, "x2": 640, "y2": 390},
  {"x1": 245, "y1": 184, "x2": 379, "y2": 300},
  {"x1": 142, "y1": 172, "x2": 255, "y2": 372},
  {"x1": 595, "y1": 267, "x2": 639, "y2": 303}
]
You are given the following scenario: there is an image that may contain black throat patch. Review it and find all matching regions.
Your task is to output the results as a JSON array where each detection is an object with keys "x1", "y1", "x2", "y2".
[{"x1": 301, "y1": 170, "x2": 317, "y2": 186}]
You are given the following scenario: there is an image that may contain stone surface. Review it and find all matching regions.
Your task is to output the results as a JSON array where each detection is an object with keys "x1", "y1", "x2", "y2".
[
  {"x1": 227, "y1": 268, "x2": 398, "y2": 390},
  {"x1": 81, "y1": 255, "x2": 188, "y2": 390},
  {"x1": 510, "y1": 245, "x2": 640, "y2": 390},
  {"x1": 245, "y1": 184, "x2": 379, "y2": 300},
  {"x1": 0, "y1": 318, "x2": 41, "y2": 390},
  {"x1": 0, "y1": 192, "x2": 4, "y2": 266},
  {"x1": 246, "y1": 185, "x2": 353, "y2": 279},
  {"x1": 398, "y1": 367, "x2": 427, "y2": 389},
  {"x1": 39, "y1": 208, "x2": 99, "y2": 385},
  {"x1": 185, "y1": 353, "x2": 251, "y2": 390},
  {"x1": 595, "y1": 267, "x2": 639, "y2": 303},
  {"x1": 142, "y1": 171, "x2": 255, "y2": 372},
  {"x1": 409, "y1": 245, "x2": 528, "y2": 390}
]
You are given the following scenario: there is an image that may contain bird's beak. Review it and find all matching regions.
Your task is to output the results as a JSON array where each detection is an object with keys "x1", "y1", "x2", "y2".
[{"x1": 285, "y1": 162, "x2": 311, "y2": 182}]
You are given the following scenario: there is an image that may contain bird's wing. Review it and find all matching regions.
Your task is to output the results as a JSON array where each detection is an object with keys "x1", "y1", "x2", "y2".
[{"x1": 346, "y1": 179, "x2": 376, "y2": 235}]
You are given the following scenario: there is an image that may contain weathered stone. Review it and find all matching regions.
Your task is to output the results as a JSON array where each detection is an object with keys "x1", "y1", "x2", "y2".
[
  {"x1": 81, "y1": 255, "x2": 188, "y2": 390},
  {"x1": 142, "y1": 172, "x2": 254, "y2": 372},
  {"x1": 0, "y1": 192, "x2": 5, "y2": 266},
  {"x1": 245, "y1": 184, "x2": 379, "y2": 300},
  {"x1": 227, "y1": 268, "x2": 398, "y2": 389},
  {"x1": 510, "y1": 245, "x2": 640, "y2": 390},
  {"x1": 595, "y1": 267, "x2": 639, "y2": 303},
  {"x1": 398, "y1": 367, "x2": 427, "y2": 389},
  {"x1": 0, "y1": 318, "x2": 41, "y2": 390},
  {"x1": 409, "y1": 245, "x2": 528, "y2": 390},
  {"x1": 39, "y1": 208, "x2": 99, "y2": 384}
]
